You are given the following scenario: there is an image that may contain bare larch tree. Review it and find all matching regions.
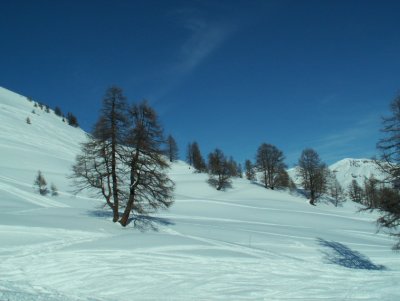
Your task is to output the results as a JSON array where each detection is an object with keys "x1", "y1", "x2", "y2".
[
  {"x1": 297, "y1": 148, "x2": 327, "y2": 205},
  {"x1": 119, "y1": 101, "x2": 174, "y2": 226},
  {"x1": 256, "y1": 143, "x2": 287, "y2": 189},
  {"x1": 166, "y1": 134, "x2": 179, "y2": 162},
  {"x1": 207, "y1": 148, "x2": 232, "y2": 190}
]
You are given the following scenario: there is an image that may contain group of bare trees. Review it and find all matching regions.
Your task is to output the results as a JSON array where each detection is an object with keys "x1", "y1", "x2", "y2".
[
  {"x1": 297, "y1": 149, "x2": 329, "y2": 205},
  {"x1": 245, "y1": 144, "x2": 331, "y2": 200},
  {"x1": 72, "y1": 87, "x2": 174, "y2": 227},
  {"x1": 70, "y1": 85, "x2": 400, "y2": 248},
  {"x1": 185, "y1": 143, "x2": 242, "y2": 190},
  {"x1": 242, "y1": 144, "x2": 293, "y2": 191}
]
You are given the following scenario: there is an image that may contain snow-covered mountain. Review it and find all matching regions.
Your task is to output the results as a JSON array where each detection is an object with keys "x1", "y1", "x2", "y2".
[
  {"x1": 330, "y1": 158, "x2": 387, "y2": 189},
  {"x1": 288, "y1": 158, "x2": 387, "y2": 191},
  {"x1": 0, "y1": 87, "x2": 399, "y2": 301}
]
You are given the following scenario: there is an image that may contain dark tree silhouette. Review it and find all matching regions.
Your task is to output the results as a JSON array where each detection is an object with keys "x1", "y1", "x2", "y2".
[
  {"x1": 369, "y1": 94, "x2": 400, "y2": 249},
  {"x1": 256, "y1": 143, "x2": 287, "y2": 189},
  {"x1": 72, "y1": 90, "x2": 174, "y2": 227},
  {"x1": 186, "y1": 143, "x2": 193, "y2": 166},
  {"x1": 72, "y1": 138, "x2": 117, "y2": 217},
  {"x1": 119, "y1": 101, "x2": 174, "y2": 226},
  {"x1": 34, "y1": 171, "x2": 48, "y2": 195},
  {"x1": 92, "y1": 86, "x2": 128, "y2": 222},
  {"x1": 67, "y1": 112, "x2": 79, "y2": 127},
  {"x1": 237, "y1": 163, "x2": 243, "y2": 178},
  {"x1": 245, "y1": 159, "x2": 256, "y2": 181},
  {"x1": 227, "y1": 156, "x2": 239, "y2": 177},
  {"x1": 297, "y1": 148, "x2": 327, "y2": 205},
  {"x1": 166, "y1": 134, "x2": 179, "y2": 162},
  {"x1": 348, "y1": 180, "x2": 364, "y2": 204},
  {"x1": 207, "y1": 148, "x2": 232, "y2": 190},
  {"x1": 54, "y1": 106, "x2": 63, "y2": 117},
  {"x1": 188, "y1": 142, "x2": 207, "y2": 172},
  {"x1": 363, "y1": 176, "x2": 380, "y2": 208}
]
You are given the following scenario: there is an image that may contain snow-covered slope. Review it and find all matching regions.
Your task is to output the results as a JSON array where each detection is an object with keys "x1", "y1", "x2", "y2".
[
  {"x1": 0, "y1": 87, "x2": 88, "y2": 211},
  {"x1": 1, "y1": 87, "x2": 399, "y2": 300}
]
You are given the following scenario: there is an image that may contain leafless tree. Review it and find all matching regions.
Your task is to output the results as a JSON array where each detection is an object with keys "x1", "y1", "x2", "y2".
[
  {"x1": 166, "y1": 134, "x2": 179, "y2": 162},
  {"x1": 347, "y1": 179, "x2": 364, "y2": 204},
  {"x1": 72, "y1": 95, "x2": 174, "y2": 227},
  {"x1": 91, "y1": 86, "x2": 128, "y2": 222},
  {"x1": 187, "y1": 141, "x2": 207, "y2": 172},
  {"x1": 327, "y1": 171, "x2": 344, "y2": 207},
  {"x1": 370, "y1": 94, "x2": 400, "y2": 248},
  {"x1": 119, "y1": 101, "x2": 174, "y2": 226},
  {"x1": 297, "y1": 148, "x2": 327, "y2": 205},
  {"x1": 256, "y1": 143, "x2": 287, "y2": 189},
  {"x1": 244, "y1": 159, "x2": 256, "y2": 181},
  {"x1": 207, "y1": 148, "x2": 232, "y2": 190}
]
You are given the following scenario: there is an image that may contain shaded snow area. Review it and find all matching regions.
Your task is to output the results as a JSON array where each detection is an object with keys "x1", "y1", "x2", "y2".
[{"x1": 0, "y1": 86, "x2": 399, "y2": 300}]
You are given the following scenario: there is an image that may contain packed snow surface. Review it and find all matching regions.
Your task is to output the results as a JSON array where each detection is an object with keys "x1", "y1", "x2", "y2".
[{"x1": 1, "y1": 87, "x2": 399, "y2": 300}]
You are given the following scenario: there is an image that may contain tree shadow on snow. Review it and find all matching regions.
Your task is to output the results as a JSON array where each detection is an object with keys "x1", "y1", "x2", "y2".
[
  {"x1": 128, "y1": 214, "x2": 175, "y2": 232},
  {"x1": 87, "y1": 209, "x2": 114, "y2": 219},
  {"x1": 317, "y1": 238, "x2": 386, "y2": 270},
  {"x1": 86, "y1": 209, "x2": 174, "y2": 232}
]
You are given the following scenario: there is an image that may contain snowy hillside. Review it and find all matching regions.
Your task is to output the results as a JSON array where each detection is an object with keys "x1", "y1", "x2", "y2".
[{"x1": 1, "y1": 87, "x2": 399, "y2": 300}]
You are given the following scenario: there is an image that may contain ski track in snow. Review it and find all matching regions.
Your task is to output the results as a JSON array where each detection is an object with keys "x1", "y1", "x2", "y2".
[{"x1": 0, "y1": 181, "x2": 69, "y2": 208}]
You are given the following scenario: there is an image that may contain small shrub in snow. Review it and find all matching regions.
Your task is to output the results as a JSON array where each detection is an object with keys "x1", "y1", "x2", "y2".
[
  {"x1": 34, "y1": 171, "x2": 48, "y2": 196},
  {"x1": 26, "y1": 117, "x2": 31, "y2": 124},
  {"x1": 54, "y1": 106, "x2": 63, "y2": 117},
  {"x1": 66, "y1": 112, "x2": 79, "y2": 127}
]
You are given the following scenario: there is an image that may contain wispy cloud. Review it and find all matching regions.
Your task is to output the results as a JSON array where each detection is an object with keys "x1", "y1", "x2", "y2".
[
  {"x1": 312, "y1": 115, "x2": 380, "y2": 163},
  {"x1": 286, "y1": 114, "x2": 381, "y2": 166},
  {"x1": 172, "y1": 12, "x2": 232, "y2": 75},
  {"x1": 149, "y1": 8, "x2": 234, "y2": 106}
]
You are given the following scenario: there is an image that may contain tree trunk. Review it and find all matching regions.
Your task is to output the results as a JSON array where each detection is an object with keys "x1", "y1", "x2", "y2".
[
  {"x1": 119, "y1": 154, "x2": 139, "y2": 227},
  {"x1": 112, "y1": 206, "x2": 119, "y2": 222},
  {"x1": 310, "y1": 190, "x2": 315, "y2": 205},
  {"x1": 264, "y1": 171, "x2": 268, "y2": 188},
  {"x1": 119, "y1": 194, "x2": 134, "y2": 227},
  {"x1": 111, "y1": 101, "x2": 119, "y2": 222}
]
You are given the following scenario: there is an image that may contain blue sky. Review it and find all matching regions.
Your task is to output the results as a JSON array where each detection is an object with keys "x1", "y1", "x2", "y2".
[{"x1": 1, "y1": 0, "x2": 399, "y2": 166}]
